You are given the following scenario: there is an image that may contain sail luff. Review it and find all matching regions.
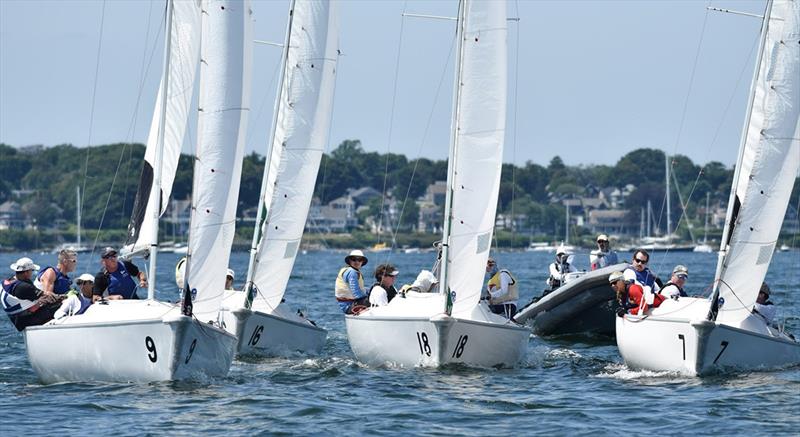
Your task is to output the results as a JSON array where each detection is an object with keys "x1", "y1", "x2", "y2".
[
  {"x1": 184, "y1": 0, "x2": 252, "y2": 322},
  {"x1": 243, "y1": 0, "x2": 297, "y2": 309},
  {"x1": 715, "y1": 0, "x2": 800, "y2": 325},
  {"x1": 248, "y1": 0, "x2": 339, "y2": 312},
  {"x1": 446, "y1": 0, "x2": 508, "y2": 316}
]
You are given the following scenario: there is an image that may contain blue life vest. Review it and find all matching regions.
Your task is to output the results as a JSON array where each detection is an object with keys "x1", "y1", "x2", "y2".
[
  {"x1": 108, "y1": 262, "x2": 138, "y2": 299},
  {"x1": 36, "y1": 266, "x2": 72, "y2": 295},
  {"x1": 1, "y1": 277, "x2": 36, "y2": 316}
]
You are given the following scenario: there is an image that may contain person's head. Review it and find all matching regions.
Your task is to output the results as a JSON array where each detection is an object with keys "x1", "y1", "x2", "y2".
[
  {"x1": 10, "y1": 257, "x2": 40, "y2": 281},
  {"x1": 631, "y1": 249, "x2": 649, "y2": 272},
  {"x1": 671, "y1": 265, "x2": 688, "y2": 285},
  {"x1": 556, "y1": 247, "x2": 569, "y2": 263},
  {"x1": 344, "y1": 250, "x2": 368, "y2": 270},
  {"x1": 608, "y1": 270, "x2": 629, "y2": 294},
  {"x1": 596, "y1": 234, "x2": 610, "y2": 250},
  {"x1": 757, "y1": 282, "x2": 770, "y2": 304},
  {"x1": 100, "y1": 247, "x2": 119, "y2": 271},
  {"x1": 486, "y1": 258, "x2": 498, "y2": 275},
  {"x1": 76, "y1": 273, "x2": 95, "y2": 298},
  {"x1": 225, "y1": 268, "x2": 235, "y2": 289},
  {"x1": 374, "y1": 264, "x2": 399, "y2": 286},
  {"x1": 58, "y1": 249, "x2": 78, "y2": 273}
]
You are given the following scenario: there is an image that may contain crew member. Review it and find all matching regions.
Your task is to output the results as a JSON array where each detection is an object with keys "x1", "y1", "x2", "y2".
[{"x1": 334, "y1": 250, "x2": 370, "y2": 314}]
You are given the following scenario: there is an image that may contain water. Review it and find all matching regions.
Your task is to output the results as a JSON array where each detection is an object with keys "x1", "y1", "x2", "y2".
[{"x1": 1, "y1": 249, "x2": 798, "y2": 435}]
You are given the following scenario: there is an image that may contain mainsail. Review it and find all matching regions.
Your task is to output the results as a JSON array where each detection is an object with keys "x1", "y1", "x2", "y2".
[
  {"x1": 716, "y1": 0, "x2": 800, "y2": 325},
  {"x1": 246, "y1": 0, "x2": 339, "y2": 311},
  {"x1": 124, "y1": 0, "x2": 202, "y2": 255},
  {"x1": 444, "y1": 1, "x2": 507, "y2": 316},
  {"x1": 184, "y1": 0, "x2": 252, "y2": 323}
]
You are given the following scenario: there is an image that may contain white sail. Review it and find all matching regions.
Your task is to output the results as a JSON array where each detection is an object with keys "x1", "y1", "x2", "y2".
[
  {"x1": 124, "y1": 0, "x2": 202, "y2": 255},
  {"x1": 248, "y1": 1, "x2": 338, "y2": 311},
  {"x1": 716, "y1": 0, "x2": 800, "y2": 325},
  {"x1": 185, "y1": 0, "x2": 252, "y2": 323},
  {"x1": 446, "y1": 0, "x2": 507, "y2": 316}
]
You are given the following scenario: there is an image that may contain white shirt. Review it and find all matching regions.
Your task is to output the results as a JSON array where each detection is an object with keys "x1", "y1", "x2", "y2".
[
  {"x1": 488, "y1": 270, "x2": 517, "y2": 306},
  {"x1": 369, "y1": 285, "x2": 389, "y2": 306},
  {"x1": 54, "y1": 294, "x2": 92, "y2": 319},
  {"x1": 754, "y1": 302, "x2": 776, "y2": 324},
  {"x1": 660, "y1": 283, "x2": 682, "y2": 299}
]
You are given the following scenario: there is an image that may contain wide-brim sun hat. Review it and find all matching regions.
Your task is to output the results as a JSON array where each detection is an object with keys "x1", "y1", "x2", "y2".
[
  {"x1": 345, "y1": 249, "x2": 368, "y2": 266},
  {"x1": 10, "y1": 257, "x2": 40, "y2": 272}
]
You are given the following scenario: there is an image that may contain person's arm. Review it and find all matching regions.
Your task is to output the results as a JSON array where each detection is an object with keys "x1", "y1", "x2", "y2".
[
  {"x1": 54, "y1": 295, "x2": 78, "y2": 319},
  {"x1": 490, "y1": 272, "x2": 511, "y2": 299},
  {"x1": 38, "y1": 268, "x2": 55, "y2": 295},
  {"x1": 125, "y1": 261, "x2": 148, "y2": 288},
  {"x1": 345, "y1": 269, "x2": 366, "y2": 298},
  {"x1": 92, "y1": 272, "x2": 108, "y2": 302}
]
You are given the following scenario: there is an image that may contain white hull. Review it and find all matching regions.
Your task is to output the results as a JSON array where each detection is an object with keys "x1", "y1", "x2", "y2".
[
  {"x1": 345, "y1": 293, "x2": 529, "y2": 368},
  {"x1": 24, "y1": 300, "x2": 236, "y2": 384},
  {"x1": 616, "y1": 298, "x2": 800, "y2": 375},
  {"x1": 220, "y1": 291, "x2": 326, "y2": 357}
]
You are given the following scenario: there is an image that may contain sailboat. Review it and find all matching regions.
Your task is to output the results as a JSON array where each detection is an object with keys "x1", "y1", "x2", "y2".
[
  {"x1": 345, "y1": 0, "x2": 529, "y2": 368},
  {"x1": 22, "y1": 0, "x2": 251, "y2": 383},
  {"x1": 693, "y1": 192, "x2": 714, "y2": 252},
  {"x1": 52, "y1": 186, "x2": 90, "y2": 253},
  {"x1": 616, "y1": 0, "x2": 800, "y2": 375},
  {"x1": 218, "y1": 0, "x2": 338, "y2": 357}
]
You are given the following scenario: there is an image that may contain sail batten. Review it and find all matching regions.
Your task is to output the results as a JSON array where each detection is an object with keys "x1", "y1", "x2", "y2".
[
  {"x1": 185, "y1": 0, "x2": 252, "y2": 323},
  {"x1": 247, "y1": 1, "x2": 338, "y2": 312},
  {"x1": 716, "y1": 0, "x2": 800, "y2": 325}
]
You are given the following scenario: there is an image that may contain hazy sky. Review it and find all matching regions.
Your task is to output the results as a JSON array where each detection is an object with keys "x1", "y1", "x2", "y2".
[{"x1": 0, "y1": 0, "x2": 768, "y2": 167}]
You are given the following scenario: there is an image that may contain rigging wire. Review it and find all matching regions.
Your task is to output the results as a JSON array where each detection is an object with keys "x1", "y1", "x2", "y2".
[{"x1": 508, "y1": 0, "x2": 521, "y2": 253}]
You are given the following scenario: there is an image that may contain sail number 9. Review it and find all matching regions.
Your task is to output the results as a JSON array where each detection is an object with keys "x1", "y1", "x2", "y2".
[{"x1": 145, "y1": 336, "x2": 157, "y2": 363}]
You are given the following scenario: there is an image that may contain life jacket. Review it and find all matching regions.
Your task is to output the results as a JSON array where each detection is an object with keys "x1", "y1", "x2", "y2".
[
  {"x1": 659, "y1": 281, "x2": 686, "y2": 297},
  {"x1": 106, "y1": 261, "x2": 137, "y2": 299},
  {"x1": 335, "y1": 267, "x2": 365, "y2": 301},
  {"x1": 1, "y1": 276, "x2": 38, "y2": 316},
  {"x1": 34, "y1": 266, "x2": 72, "y2": 295},
  {"x1": 487, "y1": 269, "x2": 519, "y2": 304}
]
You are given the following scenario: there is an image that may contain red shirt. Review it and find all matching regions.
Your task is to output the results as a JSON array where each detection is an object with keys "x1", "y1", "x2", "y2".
[{"x1": 627, "y1": 283, "x2": 665, "y2": 315}]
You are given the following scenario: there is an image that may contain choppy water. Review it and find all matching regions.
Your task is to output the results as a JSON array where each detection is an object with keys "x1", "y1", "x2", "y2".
[{"x1": 1, "y1": 248, "x2": 798, "y2": 435}]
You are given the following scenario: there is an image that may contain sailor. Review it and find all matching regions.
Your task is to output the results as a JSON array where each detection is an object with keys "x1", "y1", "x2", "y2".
[
  {"x1": 547, "y1": 247, "x2": 576, "y2": 290},
  {"x1": 369, "y1": 264, "x2": 399, "y2": 307},
  {"x1": 225, "y1": 268, "x2": 235, "y2": 291},
  {"x1": 54, "y1": 273, "x2": 95, "y2": 318},
  {"x1": 659, "y1": 265, "x2": 689, "y2": 299},
  {"x1": 92, "y1": 247, "x2": 148, "y2": 301},
  {"x1": 485, "y1": 258, "x2": 519, "y2": 319},
  {"x1": 35, "y1": 249, "x2": 77, "y2": 295},
  {"x1": 334, "y1": 250, "x2": 370, "y2": 314},
  {"x1": 1, "y1": 257, "x2": 64, "y2": 331},
  {"x1": 609, "y1": 270, "x2": 664, "y2": 316},
  {"x1": 589, "y1": 234, "x2": 618, "y2": 270},
  {"x1": 624, "y1": 249, "x2": 661, "y2": 294},
  {"x1": 398, "y1": 270, "x2": 439, "y2": 295},
  {"x1": 753, "y1": 282, "x2": 776, "y2": 325}
]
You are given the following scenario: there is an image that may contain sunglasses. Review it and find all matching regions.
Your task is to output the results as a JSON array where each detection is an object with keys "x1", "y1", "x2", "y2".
[
  {"x1": 76, "y1": 280, "x2": 94, "y2": 285},
  {"x1": 351, "y1": 258, "x2": 365, "y2": 263},
  {"x1": 633, "y1": 258, "x2": 648, "y2": 264},
  {"x1": 102, "y1": 254, "x2": 117, "y2": 259}
]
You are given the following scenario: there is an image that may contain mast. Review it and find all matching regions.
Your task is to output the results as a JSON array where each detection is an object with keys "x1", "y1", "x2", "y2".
[
  {"x1": 564, "y1": 204, "x2": 570, "y2": 245},
  {"x1": 665, "y1": 153, "x2": 671, "y2": 241},
  {"x1": 439, "y1": 0, "x2": 467, "y2": 315},
  {"x1": 76, "y1": 186, "x2": 82, "y2": 248},
  {"x1": 147, "y1": 0, "x2": 174, "y2": 301},
  {"x1": 242, "y1": 0, "x2": 296, "y2": 310},
  {"x1": 703, "y1": 192, "x2": 710, "y2": 244},
  {"x1": 709, "y1": 0, "x2": 774, "y2": 318}
]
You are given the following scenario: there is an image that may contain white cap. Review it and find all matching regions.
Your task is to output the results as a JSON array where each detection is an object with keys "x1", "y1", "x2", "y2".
[
  {"x1": 76, "y1": 273, "x2": 95, "y2": 283},
  {"x1": 226, "y1": 268, "x2": 235, "y2": 279},
  {"x1": 10, "y1": 257, "x2": 40, "y2": 272},
  {"x1": 597, "y1": 234, "x2": 609, "y2": 242},
  {"x1": 556, "y1": 246, "x2": 569, "y2": 255}
]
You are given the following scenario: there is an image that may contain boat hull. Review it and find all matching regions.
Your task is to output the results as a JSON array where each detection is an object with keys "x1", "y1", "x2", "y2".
[
  {"x1": 514, "y1": 263, "x2": 626, "y2": 336},
  {"x1": 345, "y1": 313, "x2": 529, "y2": 368},
  {"x1": 23, "y1": 300, "x2": 236, "y2": 384},
  {"x1": 221, "y1": 306, "x2": 327, "y2": 357},
  {"x1": 616, "y1": 302, "x2": 800, "y2": 375}
]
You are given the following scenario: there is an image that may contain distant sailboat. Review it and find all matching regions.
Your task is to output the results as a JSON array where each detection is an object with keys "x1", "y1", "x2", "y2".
[
  {"x1": 616, "y1": 0, "x2": 800, "y2": 375},
  {"x1": 24, "y1": 0, "x2": 251, "y2": 383},
  {"x1": 693, "y1": 192, "x2": 714, "y2": 253},
  {"x1": 53, "y1": 186, "x2": 90, "y2": 253},
  {"x1": 219, "y1": 0, "x2": 338, "y2": 357},
  {"x1": 345, "y1": 0, "x2": 529, "y2": 368}
]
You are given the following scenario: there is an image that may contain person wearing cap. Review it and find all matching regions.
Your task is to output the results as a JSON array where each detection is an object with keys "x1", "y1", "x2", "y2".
[
  {"x1": 92, "y1": 247, "x2": 147, "y2": 301},
  {"x1": 609, "y1": 270, "x2": 664, "y2": 317},
  {"x1": 54, "y1": 273, "x2": 95, "y2": 319},
  {"x1": 35, "y1": 249, "x2": 77, "y2": 295},
  {"x1": 334, "y1": 250, "x2": 370, "y2": 314},
  {"x1": 624, "y1": 249, "x2": 661, "y2": 294},
  {"x1": 660, "y1": 265, "x2": 689, "y2": 299},
  {"x1": 369, "y1": 264, "x2": 399, "y2": 307},
  {"x1": 753, "y1": 282, "x2": 776, "y2": 325},
  {"x1": 485, "y1": 258, "x2": 519, "y2": 319},
  {"x1": 1, "y1": 257, "x2": 65, "y2": 331},
  {"x1": 589, "y1": 234, "x2": 618, "y2": 271},
  {"x1": 547, "y1": 246, "x2": 576, "y2": 290},
  {"x1": 225, "y1": 269, "x2": 235, "y2": 291}
]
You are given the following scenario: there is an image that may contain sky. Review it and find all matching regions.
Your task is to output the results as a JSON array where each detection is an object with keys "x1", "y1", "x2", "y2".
[{"x1": 0, "y1": 0, "x2": 770, "y2": 167}]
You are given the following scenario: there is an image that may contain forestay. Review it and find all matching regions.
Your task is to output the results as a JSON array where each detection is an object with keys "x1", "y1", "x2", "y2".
[
  {"x1": 446, "y1": 1, "x2": 507, "y2": 316},
  {"x1": 248, "y1": 1, "x2": 339, "y2": 311},
  {"x1": 716, "y1": 0, "x2": 800, "y2": 325},
  {"x1": 124, "y1": 1, "x2": 202, "y2": 255},
  {"x1": 185, "y1": 0, "x2": 252, "y2": 323}
]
